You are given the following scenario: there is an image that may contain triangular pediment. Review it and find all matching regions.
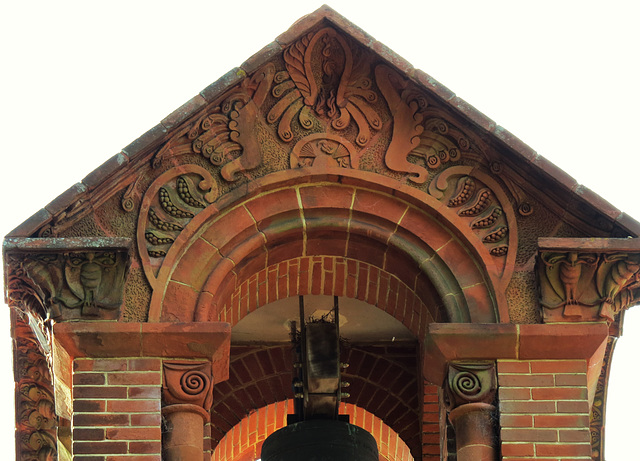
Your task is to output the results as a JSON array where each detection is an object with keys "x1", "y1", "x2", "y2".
[{"x1": 7, "y1": 5, "x2": 638, "y2": 245}]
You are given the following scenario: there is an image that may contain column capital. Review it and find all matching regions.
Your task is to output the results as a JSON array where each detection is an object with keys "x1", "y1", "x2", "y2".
[
  {"x1": 444, "y1": 361, "x2": 496, "y2": 411},
  {"x1": 163, "y1": 361, "x2": 214, "y2": 413}
]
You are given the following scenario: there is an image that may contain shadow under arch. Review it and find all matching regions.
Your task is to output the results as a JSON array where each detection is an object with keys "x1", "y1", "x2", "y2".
[{"x1": 148, "y1": 168, "x2": 510, "y2": 328}]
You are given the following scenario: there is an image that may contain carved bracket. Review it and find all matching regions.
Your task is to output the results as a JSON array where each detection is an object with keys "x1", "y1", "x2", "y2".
[
  {"x1": 4, "y1": 238, "x2": 132, "y2": 322},
  {"x1": 538, "y1": 238, "x2": 640, "y2": 323}
]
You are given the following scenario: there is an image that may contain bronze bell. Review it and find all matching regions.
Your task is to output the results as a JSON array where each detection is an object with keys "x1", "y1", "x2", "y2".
[
  {"x1": 261, "y1": 296, "x2": 379, "y2": 461},
  {"x1": 261, "y1": 419, "x2": 378, "y2": 461}
]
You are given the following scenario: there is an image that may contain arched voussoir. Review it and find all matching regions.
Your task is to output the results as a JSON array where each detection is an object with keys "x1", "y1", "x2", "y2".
[{"x1": 150, "y1": 171, "x2": 508, "y2": 324}]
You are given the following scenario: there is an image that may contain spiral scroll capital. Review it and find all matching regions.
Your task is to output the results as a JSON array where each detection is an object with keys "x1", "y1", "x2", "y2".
[
  {"x1": 163, "y1": 361, "x2": 214, "y2": 410},
  {"x1": 444, "y1": 361, "x2": 496, "y2": 410}
]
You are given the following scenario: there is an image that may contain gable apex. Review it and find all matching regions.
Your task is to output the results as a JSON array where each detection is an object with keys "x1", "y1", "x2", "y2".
[{"x1": 6, "y1": 5, "x2": 639, "y2": 240}]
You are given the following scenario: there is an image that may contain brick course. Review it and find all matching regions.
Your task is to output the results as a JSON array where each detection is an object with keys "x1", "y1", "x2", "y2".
[
  {"x1": 72, "y1": 358, "x2": 163, "y2": 459},
  {"x1": 498, "y1": 359, "x2": 592, "y2": 460}
]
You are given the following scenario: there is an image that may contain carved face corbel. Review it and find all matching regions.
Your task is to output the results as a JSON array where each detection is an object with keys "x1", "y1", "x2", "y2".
[{"x1": 538, "y1": 248, "x2": 640, "y2": 323}]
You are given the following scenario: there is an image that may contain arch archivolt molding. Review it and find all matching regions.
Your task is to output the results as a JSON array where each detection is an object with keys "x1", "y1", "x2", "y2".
[{"x1": 145, "y1": 170, "x2": 513, "y2": 326}]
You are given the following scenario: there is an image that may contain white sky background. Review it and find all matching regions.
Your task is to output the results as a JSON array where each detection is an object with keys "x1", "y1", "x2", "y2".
[{"x1": 1, "y1": 0, "x2": 639, "y2": 458}]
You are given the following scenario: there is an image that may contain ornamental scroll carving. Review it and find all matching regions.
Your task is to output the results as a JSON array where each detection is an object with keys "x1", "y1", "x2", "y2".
[
  {"x1": 5, "y1": 240, "x2": 131, "y2": 321},
  {"x1": 163, "y1": 361, "x2": 214, "y2": 411},
  {"x1": 14, "y1": 316, "x2": 57, "y2": 461},
  {"x1": 156, "y1": 64, "x2": 275, "y2": 180},
  {"x1": 538, "y1": 251, "x2": 640, "y2": 322},
  {"x1": 443, "y1": 361, "x2": 497, "y2": 410},
  {"x1": 133, "y1": 26, "x2": 521, "y2": 288},
  {"x1": 150, "y1": 26, "x2": 489, "y2": 187}
]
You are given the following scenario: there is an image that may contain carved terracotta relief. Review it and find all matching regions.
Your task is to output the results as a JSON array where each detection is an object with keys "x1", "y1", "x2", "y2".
[
  {"x1": 270, "y1": 28, "x2": 381, "y2": 147},
  {"x1": 7, "y1": 250, "x2": 129, "y2": 320},
  {"x1": 133, "y1": 26, "x2": 521, "y2": 288},
  {"x1": 14, "y1": 316, "x2": 57, "y2": 461},
  {"x1": 538, "y1": 251, "x2": 640, "y2": 322},
  {"x1": 163, "y1": 361, "x2": 213, "y2": 410},
  {"x1": 428, "y1": 166, "x2": 517, "y2": 279},
  {"x1": 590, "y1": 336, "x2": 615, "y2": 460},
  {"x1": 155, "y1": 64, "x2": 275, "y2": 180},
  {"x1": 137, "y1": 165, "x2": 219, "y2": 285}
]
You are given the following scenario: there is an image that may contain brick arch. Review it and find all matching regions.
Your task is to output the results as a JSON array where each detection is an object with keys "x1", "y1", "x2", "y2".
[
  {"x1": 216, "y1": 256, "x2": 438, "y2": 338},
  {"x1": 150, "y1": 170, "x2": 508, "y2": 325},
  {"x1": 211, "y1": 344, "x2": 422, "y2": 459},
  {"x1": 211, "y1": 400, "x2": 414, "y2": 461}
]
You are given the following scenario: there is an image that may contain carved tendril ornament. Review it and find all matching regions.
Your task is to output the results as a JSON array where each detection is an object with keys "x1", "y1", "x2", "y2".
[{"x1": 14, "y1": 316, "x2": 57, "y2": 461}]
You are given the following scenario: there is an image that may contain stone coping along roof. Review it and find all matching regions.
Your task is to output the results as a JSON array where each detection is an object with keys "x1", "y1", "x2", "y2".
[{"x1": 6, "y1": 4, "x2": 640, "y2": 239}]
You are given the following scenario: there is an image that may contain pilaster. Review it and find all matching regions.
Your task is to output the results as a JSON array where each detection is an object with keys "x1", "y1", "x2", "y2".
[{"x1": 52, "y1": 322, "x2": 230, "y2": 460}]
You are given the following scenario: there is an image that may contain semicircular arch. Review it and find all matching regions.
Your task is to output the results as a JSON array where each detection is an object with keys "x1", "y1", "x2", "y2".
[{"x1": 148, "y1": 169, "x2": 511, "y2": 326}]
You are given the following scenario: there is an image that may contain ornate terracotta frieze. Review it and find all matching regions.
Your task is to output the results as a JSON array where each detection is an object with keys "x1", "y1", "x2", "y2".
[
  {"x1": 538, "y1": 239, "x2": 640, "y2": 323},
  {"x1": 4, "y1": 237, "x2": 132, "y2": 322}
]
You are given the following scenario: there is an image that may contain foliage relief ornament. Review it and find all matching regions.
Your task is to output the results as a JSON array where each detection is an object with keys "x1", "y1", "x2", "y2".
[
  {"x1": 270, "y1": 27, "x2": 381, "y2": 147},
  {"x1": 376, "y1": 66, "x2": 480, "y2": 183},
  {"x1": 156, "y1": 64, "x2": 276, "y2": 180},
  {"x1": 137, "y1": 165, "x2": 219, "y2": 288},
  {"x1": 14, "y1": 316, "x2": 58, "y2": 461},
  {"x1": 428, "y1": 166, "x2": 517, "y2": 280},
  {"x1": 539, "y1": 251, "x2": 640, "y2": 322}
]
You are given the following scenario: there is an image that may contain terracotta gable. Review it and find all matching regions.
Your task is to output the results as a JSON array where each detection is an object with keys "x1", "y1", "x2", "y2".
[{"x1": 6, "y1": 5, "x2": 639, "y2": 241}]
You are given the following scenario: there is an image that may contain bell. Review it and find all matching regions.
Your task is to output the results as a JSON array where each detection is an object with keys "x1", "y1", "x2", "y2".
[{"x1": 260, "y1": 419, "x2": 379, "y2": 461}]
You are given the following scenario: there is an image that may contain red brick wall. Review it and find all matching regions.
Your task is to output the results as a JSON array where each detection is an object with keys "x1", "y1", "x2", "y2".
[
  {"x1": 422, "y1": 384, "x2": 440, "y2": 460},
  {"x1": 498, "y1": 360, "x2": 592, "y2": 460},
  {"x1": 211, "y1": 400, "x2": 414, "y2": 461},
  {"x1": 72, "y1": 358, "x2": 162, "y2": 461}
]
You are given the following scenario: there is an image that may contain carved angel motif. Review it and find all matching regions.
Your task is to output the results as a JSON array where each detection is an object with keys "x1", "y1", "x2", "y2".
[{"x1": 538, "y1": 251, "x2": 640, "y2": 322}]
